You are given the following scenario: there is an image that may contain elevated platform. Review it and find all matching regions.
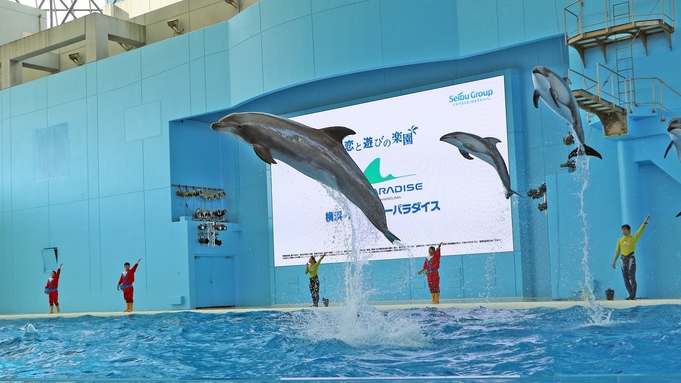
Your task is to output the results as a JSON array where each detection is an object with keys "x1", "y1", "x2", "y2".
[
  {"x1": 573, "y1": 88, "x2": 628, "y2": 137},
  {"x1": 3, "y1": 299, "x2": 681, "y2": 320},
  {"x1": 568, "y1": 18, "x2": 674, "y2": 64}
]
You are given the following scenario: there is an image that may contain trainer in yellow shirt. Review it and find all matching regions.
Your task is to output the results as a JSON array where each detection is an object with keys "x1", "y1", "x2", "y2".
[
  {"x1": 304, "y1": 253, "x2": 327, "y2": 307},
  {"x1": 612, "y1": 215, "x2": 650, "y2": 300}
]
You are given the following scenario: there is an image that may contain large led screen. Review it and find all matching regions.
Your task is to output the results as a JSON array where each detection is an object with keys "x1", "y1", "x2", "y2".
[{"x1": 272, "y1": 75, "x2": 513, "y2": 266}]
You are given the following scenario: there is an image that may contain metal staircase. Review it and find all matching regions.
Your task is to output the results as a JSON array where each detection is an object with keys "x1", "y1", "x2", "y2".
[{"x1": 564, "y1": 0, "x2": 676, "y2": 137}]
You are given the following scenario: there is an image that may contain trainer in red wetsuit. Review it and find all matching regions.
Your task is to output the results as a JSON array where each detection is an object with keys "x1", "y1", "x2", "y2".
[
  {"x1": 418, "y1": 242, "x2": 443, "y2": 304},
  {"x1": 117, "y1": 258, "x2": 141, "y2": 312},
  {"x1": 44, "y1": 263, "x2": 63, "y2": 314}
]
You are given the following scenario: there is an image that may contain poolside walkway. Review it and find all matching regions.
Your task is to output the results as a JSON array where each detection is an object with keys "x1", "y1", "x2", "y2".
[{"x1": 2, "y1": 298, "x2": 681, "y2": 320}]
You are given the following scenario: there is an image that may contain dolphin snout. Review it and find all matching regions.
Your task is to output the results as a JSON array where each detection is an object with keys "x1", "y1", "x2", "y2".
[{"x1": 667, "y1": 118, "x2": 681, "y2": 132}]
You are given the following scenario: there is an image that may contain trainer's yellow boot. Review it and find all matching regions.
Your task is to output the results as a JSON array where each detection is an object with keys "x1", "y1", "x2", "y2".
[
  {"x1": 430, "y1": 293, "x2": 436, "y2": 304},
  {"x1": 434, "y1": 293, "x2": 440, "y2": 304},
  {"x1": 49, "y1": 305, "x2": 53, "y2": 314},
  {"x1": 56, "y1": 305, "x2": 61, "y2": 313},
  {"x1": 129, "y1": 302, "x2": 134, "y2": 312}
]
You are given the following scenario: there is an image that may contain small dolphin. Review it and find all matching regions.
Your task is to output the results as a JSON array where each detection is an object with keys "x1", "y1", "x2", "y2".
[
  {"x1": 440, "y1": 131, "x2": 520, "y2": 199},
  {"x1": 664, "y1": 117, "x2": 681, "y2": 163},
  {"x1": 210, "y1": 112, "x2": 400, "y2": 243},
  {"x1": 532, "y1": 66, "x2": 602, "y2": 160}
]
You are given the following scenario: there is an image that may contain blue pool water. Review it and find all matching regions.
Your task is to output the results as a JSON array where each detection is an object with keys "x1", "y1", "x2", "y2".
[{"x1": 1, "y1": 303, "x2": 681, "y2": 382}]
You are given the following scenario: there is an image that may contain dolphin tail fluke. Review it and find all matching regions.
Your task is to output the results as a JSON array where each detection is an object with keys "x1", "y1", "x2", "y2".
[
  {"x1": 505, "y1": 189, "x2": 521, "y2": 199},
  {"x1": 568, "y1": 145, "x2": 602, "y2": 160},
  {"x1": 676, "y1": 211, "x2": 681, "y2": 218},
  {"x1": 382, "y1": 229, "x2": 401, "y2": 244}
]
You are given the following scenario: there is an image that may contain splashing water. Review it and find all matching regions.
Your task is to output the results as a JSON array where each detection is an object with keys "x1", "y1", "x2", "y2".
[
  {"x1": 574, "y1": 155, "x2": 613, "y2": 325},
  {"x1": 295, "y1": 187, "x2": 429, "y2": 348}
]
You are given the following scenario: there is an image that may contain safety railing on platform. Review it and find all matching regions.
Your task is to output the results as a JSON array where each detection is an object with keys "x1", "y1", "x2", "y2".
[
  {"x1": 569, "y1": 63, "x2": 629, "y2": 110},
  {"x1": 570, "y1": 65, "x2": 681, "y2": 122},
  {"x1": 564, "y1": 0, "x2": 676, "y2": 42},
  {"x1": 628, "y1": 77, "x2": 681, "y2": 121}
]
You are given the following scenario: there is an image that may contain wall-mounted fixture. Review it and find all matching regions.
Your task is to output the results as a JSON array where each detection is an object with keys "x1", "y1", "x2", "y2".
[
  {"x1": 527, "y1": 183, "x2": 547, "y2": 212},
  {"x1": 68, "y1": 53, "x2": 83, "y2": 66},
  {"x1": 225, "y1": 0, "x2": 240, "y2": 11},
  {"x1": 118, "y1": 42, "x2": 133, "y2": 51},
  {"x1": 167, "y1": 19, "x2": 183, "y2": 36},
  {"x1": 559, "y1": 159, "x2": 576, "y2": 172}
]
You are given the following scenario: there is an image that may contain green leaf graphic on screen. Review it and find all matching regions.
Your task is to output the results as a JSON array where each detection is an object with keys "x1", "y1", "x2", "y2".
[{"x1": 363, "y1": 158, "x2": 414, "y2": 184}]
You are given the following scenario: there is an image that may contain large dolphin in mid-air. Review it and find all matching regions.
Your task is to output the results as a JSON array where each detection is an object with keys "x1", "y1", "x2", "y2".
[
  {"x1": 210, "y1": 112, "x2": 400, "y2": 243},
  {"x1": 532, "y1": 66, "x2": 602, "y2": 160},
  {"x1": 440, "y1": 131, "x2": 520, "y2": 199},
  {"x1": 663, "y1": 118, "x2": 681, "y2": 217},
  {"x1": 664, "y1": 117, "x2": 681, "y2": 163}
]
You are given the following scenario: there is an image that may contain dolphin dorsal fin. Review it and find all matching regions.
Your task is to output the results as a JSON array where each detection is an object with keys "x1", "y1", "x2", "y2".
[
  {"x1": 485, "y1": 137, "x2": 501, "y2": 145},
  {"x1": 320, "y1": 126, "x2": 356, "y2": 144},
  {"x1": 459, "y1": 149, "x2": 474, "y2": 160},
  {"x1": 253, "y1": 144, "x2": 277, "y2": 165}
]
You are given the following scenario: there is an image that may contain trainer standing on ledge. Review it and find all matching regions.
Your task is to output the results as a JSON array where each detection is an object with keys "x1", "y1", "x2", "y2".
[
  {"x1": 117, "y1": 258, "x2": 141, "y2": 312},
  {"x1": 612, "y1": 215, "x2": 650, "y2": 300}
]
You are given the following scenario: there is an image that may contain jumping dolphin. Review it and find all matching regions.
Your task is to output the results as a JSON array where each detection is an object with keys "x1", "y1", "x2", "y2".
[
  {"x1": 663, "y1": 118, "x2": 681, "y2": 217},
  {"x1": 440, "y1": 131, "x2": 520, "y2": 199},
  {"x1": 532, "y1": 66, "x2": 602, "y2": 160},
  {"x1": 664, "y1": 117, "x2": 681, "y2": 163},
  {"x1": 210, "y1": 112, "x2": 400, "y2": 243}
]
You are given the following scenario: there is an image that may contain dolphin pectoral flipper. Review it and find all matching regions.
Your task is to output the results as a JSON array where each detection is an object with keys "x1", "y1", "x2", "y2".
[
  {"x1": 664, "y1": 141, "x2": 674, "y2": 159},
  {"x1": 459, "y1": 149, "x2": 474, "y2": 160},
  {"x1": 533, "y1": 90, "x2": 541, "y2": 108},
  {"x1": 253, "y1": 144, "x2": 277, "y2": 165},
  {"x1": 320, "y1": 126, "x2": 356, "y2": 144},
  {"x1": 550, "y1": 88, "x2": 562, "y2": 109}
]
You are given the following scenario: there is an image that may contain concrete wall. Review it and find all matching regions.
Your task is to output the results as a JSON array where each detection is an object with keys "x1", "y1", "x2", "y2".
[{"x1": 1, "y1": 0, "x2": 680, "y2": 314}]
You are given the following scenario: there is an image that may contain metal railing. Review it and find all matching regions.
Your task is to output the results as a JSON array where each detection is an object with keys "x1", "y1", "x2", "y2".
[
  {"x1": 564, "y1": 0, "x2": 675, "y2": 43},
  {"x1": 570, "y1": 65, "x2": 681, "y2": 121},
  {"x1": 569, "y1": 63, "x2": 630, "y2": 110},
  {"x1": 628, "y1": 77, "x2": 681, "y2": 120}
]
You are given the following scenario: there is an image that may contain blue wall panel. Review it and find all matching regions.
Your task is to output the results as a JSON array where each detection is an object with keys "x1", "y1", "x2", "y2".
[
  {"x1": 46, "y1": 66, "x2": 87, "y2": 108},
  {"x1": 47, "y1": 99, "x2": 89, "y2": 205},
  {"x1": 9, "y1": 78, "x2": 47, "y2": 117},
  {"x1": 189, "y1": 59, "x2": 207, "y2": 115},
  {"x1": 228, "y1": 36, "x2": 264, "y2": 105},
  {"x1": 261, "y1": 15, "x2": 314, "y2": 93},
  {"x1": 227, "y1": 2, "x2": 261, "y2": 50},
  {"x1": 10, "y1": 111, "x2": 49, "y2": 211},
  {"x1": 141, "y1": 34, "x2": 190, "y2": 79},
  {"x1": 97, "y1": 83, "x2": 144, "y2": 197},
  {"x1": 261, "y1": 0, "x2": 311, "y2": 30},
  {"x1": 96, "y1": 49, "x2": 141, "y2": 94},
  {"x1": 379, "y1": 0, "x2": 458, "y2": 66},
  {"x1": 311, "y1": 0, "x2": 383, "y2": 79},
  {"x1": 205, "y1": 50, "x2": 231, "y2": 113}
]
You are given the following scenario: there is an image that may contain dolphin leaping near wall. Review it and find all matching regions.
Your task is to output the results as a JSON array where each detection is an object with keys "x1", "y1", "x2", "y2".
[
  {"x1": 210, "y1": 112, "x2": 400, "y2": 243},
  {"x1": 664, "y1": 117, "x2": 681, "y2": 163},
  {"x1": 440, "y1": 131, "x2": 520, "y2": 199},
  {"x1": 531, "y1": 66, "x2": 602, "y2": 160},
  {"x1": 663, "y1": 118, "x2": 681, "y2": 217}
]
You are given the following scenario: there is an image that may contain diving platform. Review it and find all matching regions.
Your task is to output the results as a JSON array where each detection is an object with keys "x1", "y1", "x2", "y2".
[
  {"x1": 573, "y1": 88, "x2": 628, "y2": 137},
  {"x1": 567, "y1": 18, "x2": 674, "y2": 64}
]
